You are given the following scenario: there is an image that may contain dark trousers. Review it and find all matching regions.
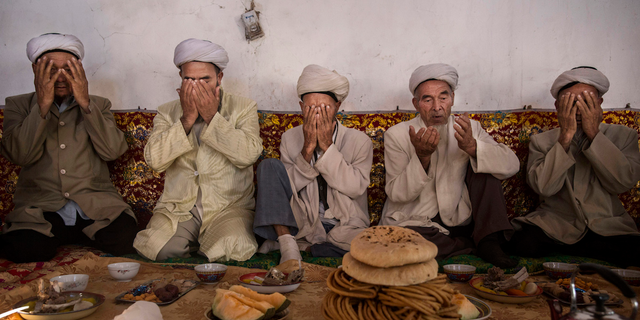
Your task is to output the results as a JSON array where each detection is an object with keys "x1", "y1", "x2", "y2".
[
  {"x1": 253, "y1": 158, "x2": 347, "y2": 258},
  {"x1": 508, "y1": 223, "x2": 640, "y2": 268},
  {"x1": 407, "y1": 164, "x2": 514, "y2": 259},
  {"x1": 0, "y1": 212, "x2": 138, "y2": 263}
]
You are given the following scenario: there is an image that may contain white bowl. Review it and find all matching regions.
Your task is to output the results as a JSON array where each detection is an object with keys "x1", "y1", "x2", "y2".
[
  {"x1": 443, "y1": 264, "x2": 476, "y2": 282},
  {"x1": 50, "y1": 274, "x2": 89, "y2": 292},
  {"x1": 107, "y1": 262, "x2": 140, "y2": 282},
  {"x1": 612, "y1": 269, "x2": 640, "y2": 286},
  {"x1": 542, "y1": 262, "x2": 578, "y2": 279},
  {"x1": 194, "y1": 263, "x2": 228, "y2": 284}
]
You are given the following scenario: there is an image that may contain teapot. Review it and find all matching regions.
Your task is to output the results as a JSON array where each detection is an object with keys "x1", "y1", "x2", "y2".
[{"x1": 548, "y1": 263, "x2": 637, "y2": 320}]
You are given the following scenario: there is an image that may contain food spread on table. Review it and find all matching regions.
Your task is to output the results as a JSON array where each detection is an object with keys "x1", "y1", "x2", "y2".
[
  {"x1": 473, "y1": 266, "x2": 539, "y2": 296},
  {"x1": 538, "y1": 277, "x2": 622, "y2": 305},
  {"x1": 117, "y1": 279, "x2": 199, "y2": 305}
]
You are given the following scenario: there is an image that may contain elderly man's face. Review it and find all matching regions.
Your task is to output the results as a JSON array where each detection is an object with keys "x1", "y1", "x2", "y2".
[
  {"x1": 555, "y1": 83, "x2": 603, "y2": 124},
  {"x1": 299, "y1": 93, "x2": 341, "y2": 121},
  {"x1": 412, "y1": 80, "x2": 455, "y2": 127},
  {"x1": 179, "y1": 61, "x2": 223, "y2": 91},
  {"x1": 33, "y1": 51, "x2": 75, "y2": 100}
]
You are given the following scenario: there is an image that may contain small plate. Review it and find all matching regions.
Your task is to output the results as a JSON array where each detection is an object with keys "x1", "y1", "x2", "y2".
[
  {"x1": 464, "y1": 294, "x2": 492, "y2": 320},
  {"x1": 469, "y1": 277, "x2": 542, "y2": 304},
  {"x1": 537, "y1": 281, "x2": 624, "y2": 306},
  {"x1": 205, "y1": 308, "x2": 290, "y2": 320},
  {"x1": 13, "y1": 291, "x2": 105, "y2": 320},
  {"x1": 115, "y1": 279, "x2": 199, "y2": 306},
  {"x1": 238, "y1": 272, "x2": 301, "y2": 294}
]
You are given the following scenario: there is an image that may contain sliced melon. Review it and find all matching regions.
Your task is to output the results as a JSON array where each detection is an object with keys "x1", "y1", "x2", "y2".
[
  {"x1": 212, "y1": 289, "x2": 264, "y2": 320},
  {"x1": 229, "y1": 285, "x2": 291, "y2": 313},
  {"x1": 217, "y1": 289, "x2": 276, "y2": 319}
]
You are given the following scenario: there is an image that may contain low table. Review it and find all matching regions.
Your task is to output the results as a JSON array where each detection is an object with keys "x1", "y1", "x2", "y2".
[{"x1": 1, "y1": 254, "x2": 638, "y2": 320}]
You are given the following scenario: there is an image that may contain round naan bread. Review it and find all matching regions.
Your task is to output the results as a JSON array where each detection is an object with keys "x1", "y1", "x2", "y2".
[
  {"x1": 350, "y1": 226, "x2": 438, "y2": 268},
  {"x1": 342, "y1": 252, "x2": 438, "y2": 286}
]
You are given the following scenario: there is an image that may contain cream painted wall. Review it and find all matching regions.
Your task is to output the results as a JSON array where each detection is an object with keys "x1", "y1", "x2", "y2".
[{"x1": 1, "y1": 0, "x2": 639, "y2": 111}]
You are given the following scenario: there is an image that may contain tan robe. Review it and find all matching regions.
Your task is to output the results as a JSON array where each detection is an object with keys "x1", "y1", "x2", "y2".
[
  {"x1": 133, "y1": 90, "x2": 263, "y2": 261},
  {"x1": 1, "y1": 93, "x2": 134, "y2": 238},
  {"x1": 280, "y1": 123, "x2": 373, "y2": 251},
  {"x1": 381, "y1": 115, "x2": 519, "y2": 231},
  {"x1": 512, "y1": 124, "x2": 640, "y2": 244}
]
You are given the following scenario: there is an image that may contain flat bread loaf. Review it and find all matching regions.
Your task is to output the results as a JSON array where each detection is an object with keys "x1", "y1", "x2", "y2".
[
  {"x1": 350, "y1": 226, "x2": 437, "y2": 268},
  {"x1": 342, "y1": 252, "x2": 439, "y2": 286}
]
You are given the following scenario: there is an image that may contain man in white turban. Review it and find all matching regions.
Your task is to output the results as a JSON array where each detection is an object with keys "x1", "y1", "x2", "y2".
[
  {"x1": 133, "y1": 39, "x2": 263, "y2": 262},
  {"x1": 0, "y1": 33, "x2": 137, "y2": 263},
  {"x1": 253, "y1": 64, "x2": 372, "y2": 264},
  {"x1": 509, "y1": 67, "x2": 640, "y2": 267},
  {"x1": 381, "y1": 63, "x2": 520, "y2": 268}
]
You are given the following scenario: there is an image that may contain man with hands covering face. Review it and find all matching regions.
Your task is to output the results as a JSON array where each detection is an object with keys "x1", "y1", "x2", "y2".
[
  {"x1": 510, "y1": 67, "x2": 640, "y2": 267},
  {"x1": 253, "y1": 65, "x2": 372, "y2": 264},
  {"x1": 381, "y1": 64, "x2": 520, "y2": 268},
  {"x1": 0, "y1": 33, "x2": 137, "y2": 263},
  {"x1": 134, "y1": 39, "x2": 263, "y2": 262}
]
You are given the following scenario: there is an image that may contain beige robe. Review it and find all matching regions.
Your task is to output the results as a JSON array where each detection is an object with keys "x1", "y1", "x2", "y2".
[
  {"x1": 133, "y1": 90, "x2": 263, "y2": 261},
  {"x1": 381, "y1": 115, "x2": 519, "y2": 231},
  {"x1": 1, "y1": 93, "x2": 134, "y2": 238},
  {"x1": 281, "y1": 123, "x2": 372, "y2": 251},
  {"x1": 512, "y1": 124, "x2": 640, "y2": 244}
]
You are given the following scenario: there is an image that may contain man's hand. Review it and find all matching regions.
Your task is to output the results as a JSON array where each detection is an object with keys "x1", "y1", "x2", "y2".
[
  {"x1": 576, "y1": 91, "x2": 603, "y2": 141},
  {"x1": 61, "y1": 58, "x2": 90, "y2": 111},
  {"x1": 192, "y1": 80, "x2": 220, "y2": 124},
  {"x1": 557, "y1": 93, "x2": 577, "y2": 151},
  {"x1": 409, "y1": 125, "x2": 440, "y2": 170},
  {"x1": 317, "y1": 104, "x2": 334, "y2": 152},
  {"x1": 179, "y1": 79, "x2": 199, "y2": 134},
  {"x1": 34, "y1": 57, "x2": 59, "y2": 118},
  {"x1": 301, "y1": 105, "x2": 318, "y2": 162},
  {"x1": 454, "y1": 113, "x2": 477, "y2": 157}
]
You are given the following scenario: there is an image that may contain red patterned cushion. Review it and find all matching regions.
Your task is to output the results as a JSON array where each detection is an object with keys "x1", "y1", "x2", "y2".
[{"x1": 1, "y1": 109, "x2": 639, "y2": 229}]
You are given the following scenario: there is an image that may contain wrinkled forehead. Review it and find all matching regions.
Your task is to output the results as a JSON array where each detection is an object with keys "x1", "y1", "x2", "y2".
[
  {"x1": 301, "y1": 92, "x2": 338, "y2": 106},
  {"x1": 415, "y1": 79, "x2": 453, "y2": 96},
  {"x1": 557, "y1": 82, "x2": 600, "y2": 98}
]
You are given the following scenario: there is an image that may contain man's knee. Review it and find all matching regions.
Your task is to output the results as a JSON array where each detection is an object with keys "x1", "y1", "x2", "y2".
[
  {"x1": 257, "y1": 158, "x2": 285, "y2": 179},
  {"x1": 156, "y1": 237, "x2": 191, "y2": 261},
  {"x1": 0, "y1": 230, "x2": 59, "y2": 263}
]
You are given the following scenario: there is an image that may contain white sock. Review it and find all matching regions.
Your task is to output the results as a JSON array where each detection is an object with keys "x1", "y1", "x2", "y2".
[
  {"x1": 258, "y1": 240, "x2": 280, "y2": 254},
  {"x1": 277, "y1": 234, "x2": 302, "y2": 264}
]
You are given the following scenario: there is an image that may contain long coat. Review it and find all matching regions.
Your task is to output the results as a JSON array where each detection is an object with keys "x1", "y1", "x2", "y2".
[
  {"x1": 381, "y1": 115, "x2": 519, "y2": 232},
  {"x1": 133, "y1": 90, "x2": 263, "y2": 261},
  {"x1": 281, "y1": 123, "x2": 373, "y2": 251},
  {"x1": 1, "y1": 93, "x2": 134, "y2": 239},
  {"x1": 512, "y1": 124, "x2": 640, "y2": 244}
]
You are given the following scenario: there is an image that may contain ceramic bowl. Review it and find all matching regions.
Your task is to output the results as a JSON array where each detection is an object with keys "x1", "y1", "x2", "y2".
[
  {"x1": 107, "y1": 262, "x2": 140, "y2": 282},
  {"x1": 238, "y1": 272, "x2": 302, "y2": 294},
  {"x1": 612, "y1": 269, "x2": 640, "y2": 286},
  {"x1": 443, "y1": 264, "x2": 476, "y2": 282},
  {"x1": 195, "y1": 263, "x2": 227, "y2": 284},
  {"x1": 50, "y1": 274, "x2": 89, "y2": 292},
  {"x1": 542, "y1": 262, "x2": 578, "y2": 280},
  {"x1": 469, "y1": 277, "x2": 542, "y2": 304}
]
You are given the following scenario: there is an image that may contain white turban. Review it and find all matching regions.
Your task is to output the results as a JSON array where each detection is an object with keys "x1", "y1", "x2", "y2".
[
  {"x1": 296, "y1": 64, "x2": 350, "y2": 102},
  {"x1": 409, "y1": 63, "x2": 458, "y2": 94},
  {"x1": 550, "y1": 67, "x2": 610, "y2": 99},
  {"x1": 173, "y1": 38, "x2": 229, "y2": 71},
  {"x1": 26, "y1": 33, "x2": 84, "y2": 63}
]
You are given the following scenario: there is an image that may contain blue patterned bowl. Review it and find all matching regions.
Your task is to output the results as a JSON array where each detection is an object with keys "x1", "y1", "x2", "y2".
[
  {"x1": 443, "y1": 264, "x2": 476, "y2": 282},
  {"x1": 195, "y1": 263, "x2": 227, "y2": 284}
]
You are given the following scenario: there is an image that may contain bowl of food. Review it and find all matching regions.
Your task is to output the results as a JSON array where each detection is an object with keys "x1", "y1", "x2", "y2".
[
  {"x1": 443, "y1": 264, "x2": 476, "y2": 282},
  {"x1": 239, "y1": 272, "x2": 301, "y2": 294},
  {"x1": 469, "y1": 277, "x2": 542, "y2": 304},
  {"x1": 612, "y1": 269, "x2": 640, "y2": 286},
  {"x1": 195, "y1": 263, "x2": 227, "y2": 284},
  {"x1": 107, "y1": 262, "x2": 140, "y2": 282},
  {"x1": 50, "y1": 274, "x2": 89, "y2": 292},
  {"x1": 542, "y1": 262, "x2": 578, "y2": 280}
]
